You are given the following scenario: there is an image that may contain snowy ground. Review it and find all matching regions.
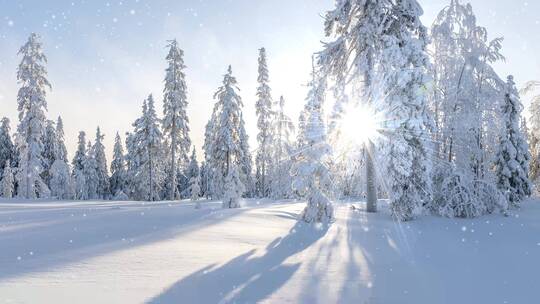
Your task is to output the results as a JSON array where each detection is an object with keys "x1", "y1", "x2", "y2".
[{"x1": 0, "y1": 198, "x2": 539, "y2": 304}]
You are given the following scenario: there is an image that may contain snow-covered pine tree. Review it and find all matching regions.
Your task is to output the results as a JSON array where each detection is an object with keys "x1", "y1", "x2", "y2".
[
  {"x1": 199, "y1": 161, "x2": 211, "y2": 199},
  {"x1": 495, "y1": 76, "x2": 532, "y2": 207},
  {"x1": 319, "y1": 0, "x2": 389, "y2": 212},
  {"x1": 15, "y1": 33, "x2": 51, "y2": 198},
  {"x1": 292, "y1": 71, "x2": 334, "y2": 223},
  {"x1": 222, "y1": 164, "x2": 244, "y2": 208},
  {"x1": 83, "y1": 141, "x2": 99, "y2": 199},
  {"x1": 238, "y1": 116, "x2": 255, "y2": 198},
  {"x1": 271, "y1": 96, "x2": 295, "y2": 199},
  {"x1": 203, "y1": 66, "x2": 246, "y2": 204},
  {"x1": 55, "y1": 116, "x2": 68, "y2": 162},
  {"x1": 42, "y1": 119, "x2": 57, "y2": 187},
  {"x1": 0, "y1": 118, "x2": 16, "y2": 176},
  {"x1": 92, "y1": 127, "x2": 110, "y2": 199},
  {"x1": 72, "y1": 131, "x2": 87, "y2": 200},
  {"x1": 131, "y1": 95, "x2": 165, "y2": 201},
  {"x1": 110, "y1": 132, "x2": 127, "y2": 197},
  {"x1": 49, "y1": 117, "x2": 72, "y2": 200},
  {"x1": 381, "y1": 0, "x2": 431, "y2": 221},
  {"x1": 254, "y1": 47, "x2": 274, "y2": 198},
  {"x1": 186, "y1": 148, "x2": 199, "y2": 181},
  {"x1": 521, "y1": 81, "x2": 540, "y2": 182},
  {"x1": 162, "y1": 39, "x2": 191, "y2": 200},
  {"x1": 190, "y1": 173, "x2": 201, "y2": 208},
  {"x1": 2, "y1": 161, "x2": 14, "y2": 198}
]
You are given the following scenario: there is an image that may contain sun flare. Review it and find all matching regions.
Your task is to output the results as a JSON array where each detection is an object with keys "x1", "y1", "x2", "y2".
[{"x1": 340, "y1": 105, "x2": 380, "y2": 146}]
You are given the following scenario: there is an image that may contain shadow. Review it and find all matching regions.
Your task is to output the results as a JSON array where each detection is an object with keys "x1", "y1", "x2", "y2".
[
  {"x1": 0, "y1": 200, "x2": 252, "y2": 280},
  {"x1": 147, "y1": 220, "x2": 329, "y2": 304}
]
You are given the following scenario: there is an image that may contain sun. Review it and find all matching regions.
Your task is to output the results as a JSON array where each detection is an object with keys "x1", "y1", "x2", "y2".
[{"x1": 340, "y1": 104, "x2": 380, "y2": 146}]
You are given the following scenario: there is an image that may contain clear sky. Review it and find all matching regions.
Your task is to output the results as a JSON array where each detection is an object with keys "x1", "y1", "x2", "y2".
[{"x1": 1, "y1": 0, "x2": 539, "y2": 162}]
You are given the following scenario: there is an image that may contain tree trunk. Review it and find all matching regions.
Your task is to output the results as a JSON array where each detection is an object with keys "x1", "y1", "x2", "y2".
[
  {"x1": 366, "y1": 141, "x2": 377, "y2": 212},
  {"x1": 170, "y1": 125, "x2": 177, "y2": 200}
]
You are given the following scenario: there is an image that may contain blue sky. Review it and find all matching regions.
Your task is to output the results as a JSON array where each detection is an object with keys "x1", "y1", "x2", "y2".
[{"x1": 1, "y1": 0, "x2": 539, "y2": 160}]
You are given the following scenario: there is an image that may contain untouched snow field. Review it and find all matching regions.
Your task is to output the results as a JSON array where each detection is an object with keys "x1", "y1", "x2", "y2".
[{"x1": 0, "y1": 198, "x2": 539, "y2": 304}]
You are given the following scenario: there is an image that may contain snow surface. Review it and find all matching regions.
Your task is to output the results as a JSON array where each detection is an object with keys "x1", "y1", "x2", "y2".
[{"x1": 0, "y1": 198, "x2": 539, "y2": 303}]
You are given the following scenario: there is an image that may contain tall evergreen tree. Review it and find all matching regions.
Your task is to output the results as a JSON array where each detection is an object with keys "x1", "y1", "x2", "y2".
[
  {"x1": 254, "y1": 48, "x2": 274, "y2": 197},
  {"x1": 49, "y1": 117, "x2": 72, "y2": 200},
  {"x1": 2, "y1": 161, "x2": 14, "y2": 198},
  {"x1": 495, "y1": 76, "x2": 532, "y2": 207},
  {"x1": 320, "y1": 0, "x2": 388, "y2": 212},
  {"x1": 292, "y1": 72, "x2": 334, "y2": 223},
  {"x1": 203, "y1": 66, "x2": 246, "y2": 204},
  {"x1": 110, "y1": 132, "x2": 127, "y2": 197},
  {"x1": 186, "y1": 148, "x2": 199, "y2": 181},
  {"x1": 130, "y1": 95, "x2": 164, "y2": 201},
  {"x1": 15, "y1": 33, "x2": 50, "y2": 198},
  {"x1": 55, "y1": 116, "x2": 68, "y2": 162},
  {"x1": 93, "y1": 127, "x2": 110, "y2": 198},
  {"x1": 42, "y1": 119, "x2": 57, "y2": 186},
  {"x1": 162, "y1": 39, "x2": 191, "y2": 200},
  {"x1": 382, "y1": 0, "x2": 432, "y2": 221},
  {"x1": 271, "y1": 96, "x2": 295, "y2": 199},
  {"x1": 72, "y1": 131, "x2": 87, "y2": 200},
  {"x1": 83, "y1": 141, "x2": 98, "y2": 199},
  {"x1": 0, "y1": 118, "x2": 16, "y2": 175}
]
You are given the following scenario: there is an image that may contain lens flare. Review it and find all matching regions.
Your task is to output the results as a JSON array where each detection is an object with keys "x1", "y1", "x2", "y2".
[{"x1": 340, "y1": 105, "x2": 380, "y2": 145}]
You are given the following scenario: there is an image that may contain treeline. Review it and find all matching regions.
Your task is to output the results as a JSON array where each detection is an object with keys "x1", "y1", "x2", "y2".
[{"x1": 0, "y1": 0, "x2": 535, "y2": 223}]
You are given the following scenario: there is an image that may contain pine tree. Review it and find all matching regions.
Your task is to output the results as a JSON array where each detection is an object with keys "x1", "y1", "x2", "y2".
[
  {"x1": 72, "y1": 131, "x2": 87, "y2": 200},
  {"x1": 15, "y1": 33, "x2": 51, "y2": 198},
  {"x1": 495, "y1": 76, "x2": 532, "y2": 207},
  {"x1": 271, "y1": 96, "x2": 295, "y2": 199},
  {"x1": 84, "y1": 141, "x2": 99, "y2": 199},
  {"x1": 2, "y1": 161, "x2": 14, "y2": 198},
  {"x1": 222, "y1": 164, "x2": 244, "y2": 208},
  {"x1": 292, "y1": 72, "x2": 334, "y2": 223},
  {"x1": 190, "y1": 173, "x2": 201, "y2": 208},
  {"x1": 110, "y1": 132, "x2": 127, "y2": 197},
  {"x1": 319, "y1": 0, "x2": 389, "y2": 212},
  {"x1": 199, "y1": 161, "x2": 210, "y2": 199},
  {"x1": 380, "y1": 0, "x2": 432, "y2": 221},
  {"x1": 42, "y1": 119, "x2": 57, "y2": 186},
  {"x1": 186, "y1": 148, "x2": 199, "y2": 181},
  {"x1": 255, "y1": 48, "x2": 274, "y2": 197},
  {"x1": 162, "y1": 39, "x2": 191, "y2": 200},
  {"x1": 0, "y1": 118, "x2": 16, "y2": 176},
  {"x1": 203, "y1": 66, "x2": 246, "y2": 204},
  {"x1": 93, "y1": 127, "x2": 110, "y2": 198},
  {"x1": 55, "y1": 116, "x2": 68, "y2": 162},
  {"x1": 131, "y1": 95, "x2": 164, "y2": 201}
]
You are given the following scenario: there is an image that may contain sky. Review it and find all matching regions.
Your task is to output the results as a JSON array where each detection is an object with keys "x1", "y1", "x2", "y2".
[{"x1": 1, "y1": 0, "x2": 540, "y2": 163}]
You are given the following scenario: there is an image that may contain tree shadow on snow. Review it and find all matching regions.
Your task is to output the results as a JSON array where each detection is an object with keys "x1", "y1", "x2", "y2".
[{"x1": 147, "y1": 220, "x2": 329, "y2": 304}]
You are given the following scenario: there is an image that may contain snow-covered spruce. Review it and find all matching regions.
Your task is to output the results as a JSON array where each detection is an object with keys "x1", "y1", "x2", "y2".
[
  {"x1": 270, "y1": 96, "x2": 295, "y2": 199},
  {"x1": 381, "y1": 0, "x2": 432, "y2": 221},
  {"x1": 318, "y1": 0, "x2": 388, "y2": 211},
  {"x1": 222, "y1": 164, "x2": 244, "y2": 209},
  {"x1": 15, "y1": 33, "x2": 51, "y2": 198},
  {"x1": 162, "y1": 39, "x2": 191, "y2": 200},
  {"x1": 129, "y1": 95, "x2": 165, "y2": 201},
  {"x1": 2, "y1": 161, "x2": 14, "y2": 198},
  {"x1": 254, "y1": 47, "x2": 274, "y2": 198},
  {"x1": 0, "y1": 117, "x2": 16, "y2": 178},
  {"x1": 494, "y1": 76, "x2": 532, "y2": 208},
  {"x1": 190, "y1": 173, "x2": 201, "y2": 209},
  {"x1": 110, "y1": 132, "x2": 127, "y2": 198},
  {"x1": 92, "y1": 127, "x2": 110, "y2": 199},
  {"x1": 203, "y1": 66, "x2": 248, "y2": 205},
  {"x1": 292, "y1": 72, "x2": 334, "y2": 224}
]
